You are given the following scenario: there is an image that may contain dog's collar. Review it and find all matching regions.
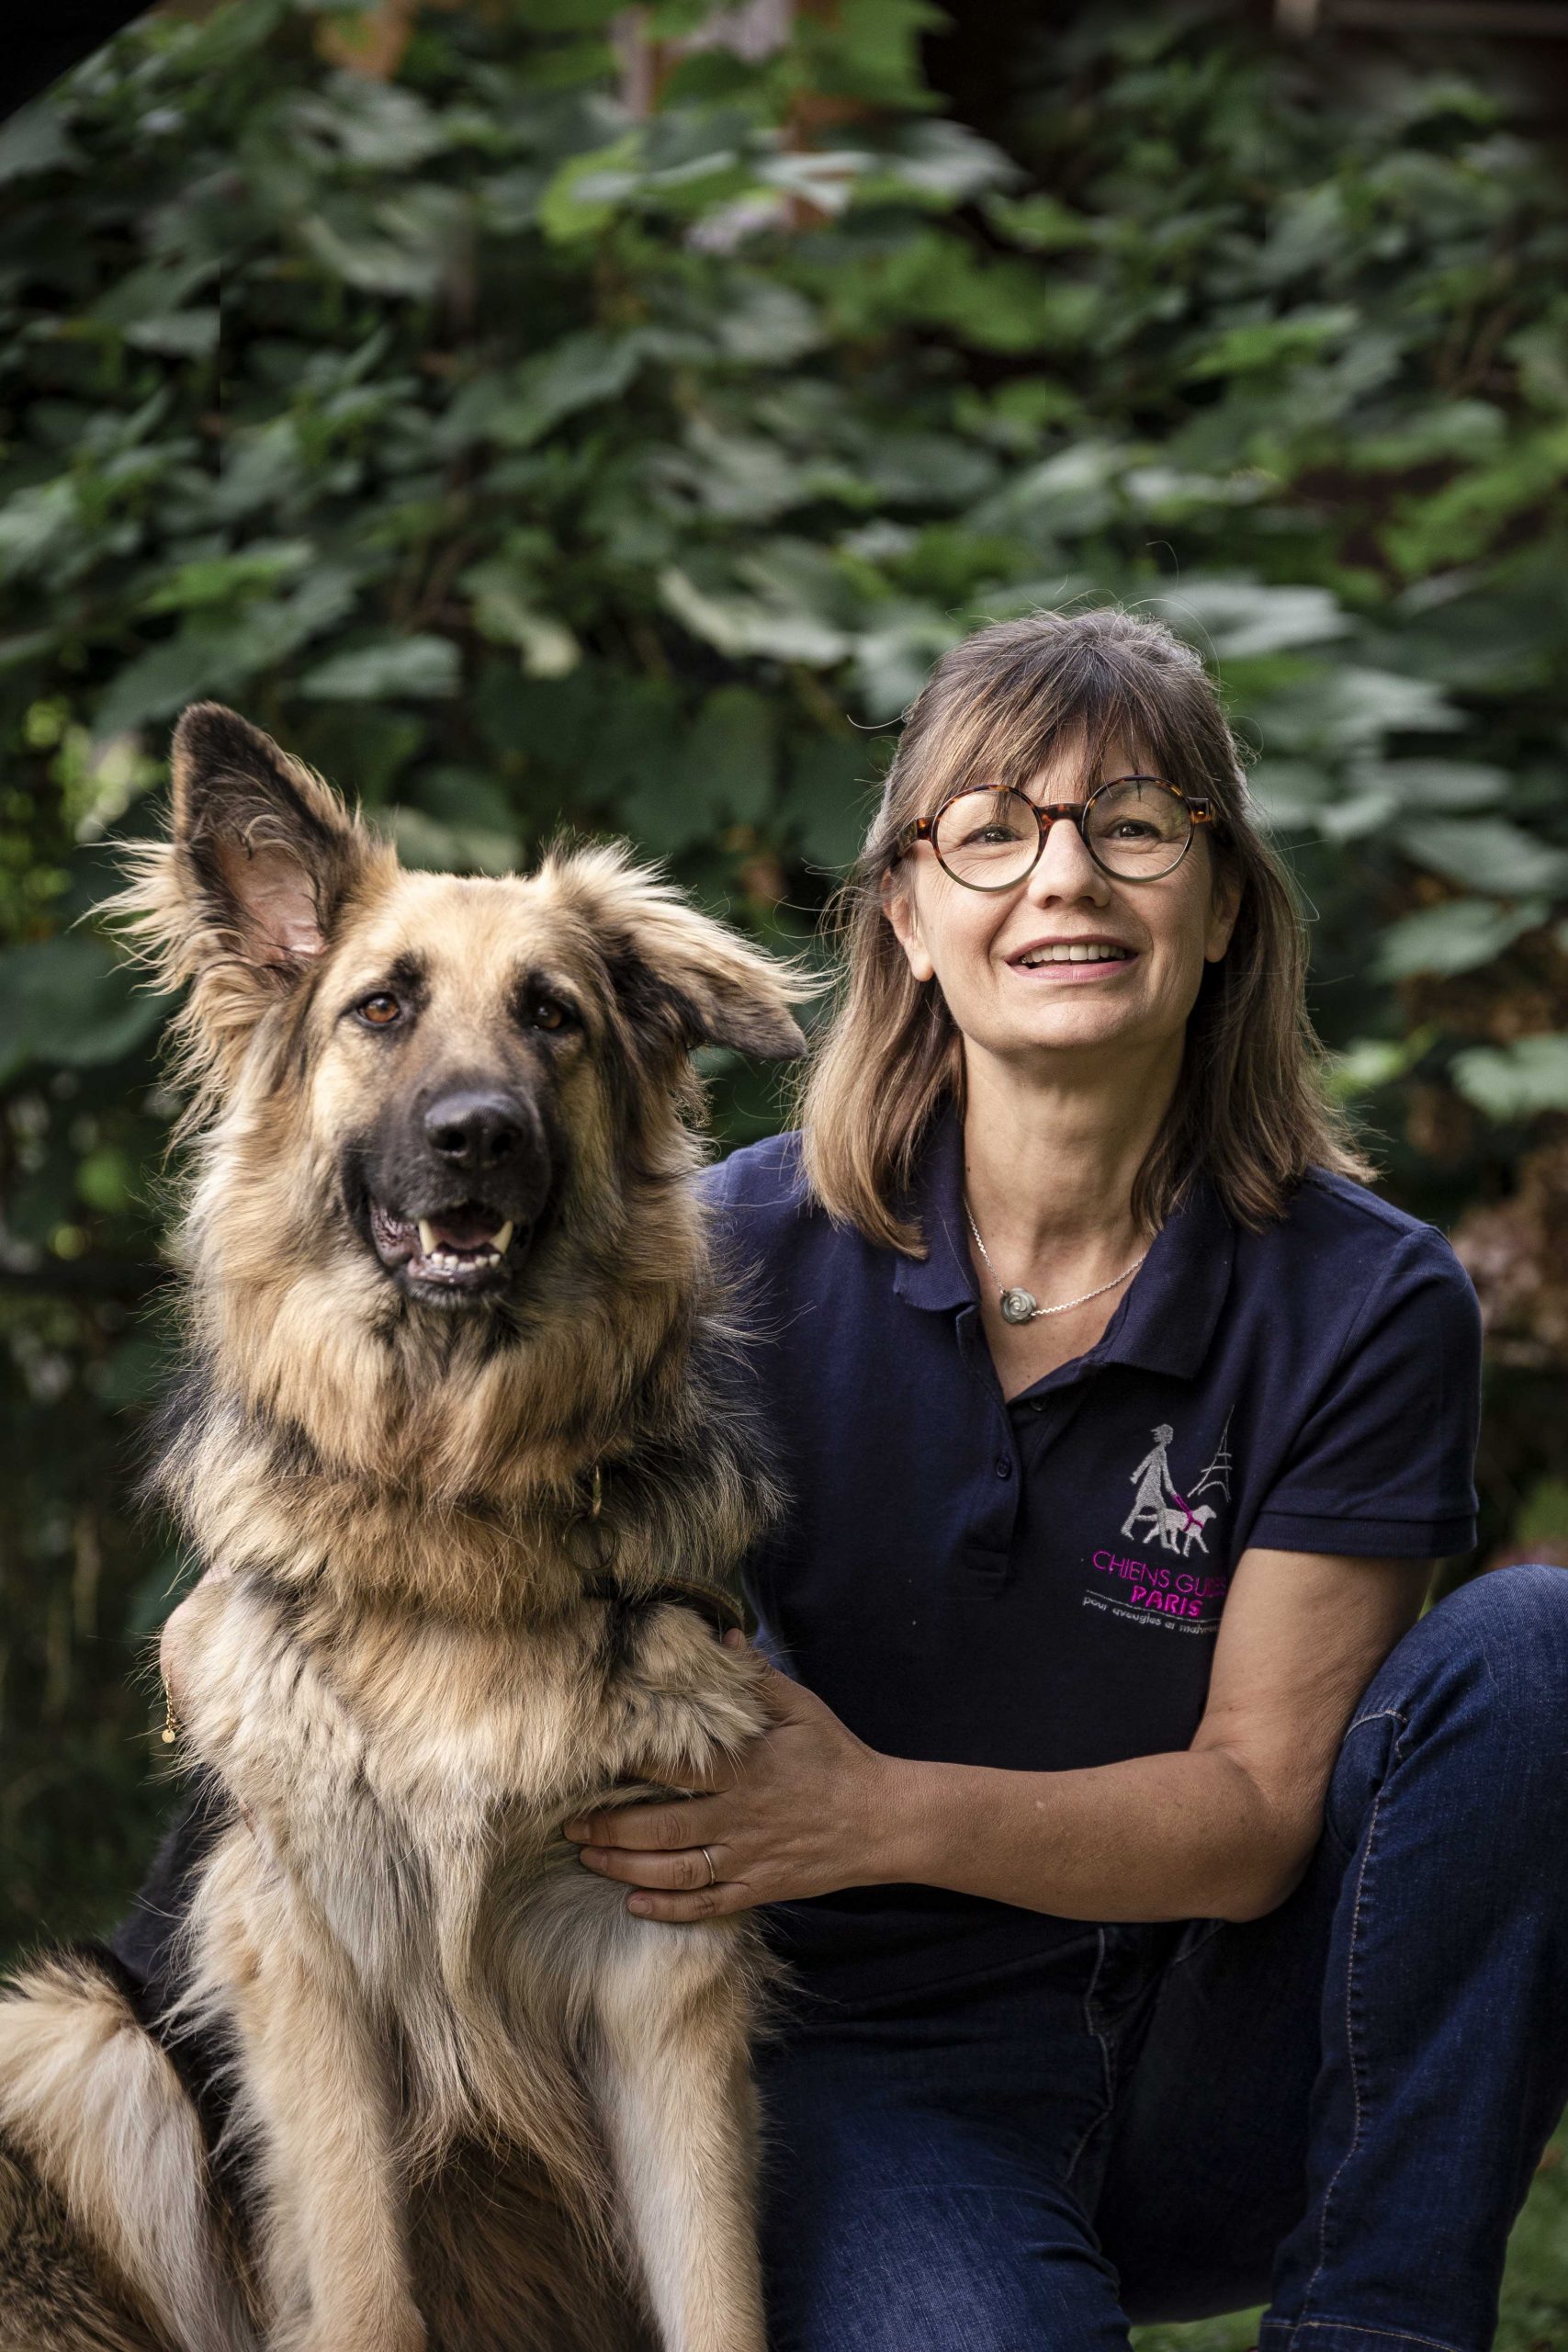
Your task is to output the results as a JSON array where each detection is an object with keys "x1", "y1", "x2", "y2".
[
  {"x1": 581, "y1": 1574, "x2": 745, "y2": 1643},
  {"x1": 575, "y1": 1460, "x2": 746, "y2": 1639}
]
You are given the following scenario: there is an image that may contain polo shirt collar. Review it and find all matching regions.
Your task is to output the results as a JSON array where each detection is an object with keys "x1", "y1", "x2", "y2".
[{"x1": 892, "y1": 1105, "x2": 1235, "y2": 1382}]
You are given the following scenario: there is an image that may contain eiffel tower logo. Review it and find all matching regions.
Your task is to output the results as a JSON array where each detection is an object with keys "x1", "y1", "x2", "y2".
[{"x1": 1190, "y1": 1411, "x2": 1233, "y2": 1507}]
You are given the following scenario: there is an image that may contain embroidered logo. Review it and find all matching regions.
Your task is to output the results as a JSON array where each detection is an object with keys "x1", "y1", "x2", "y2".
[
  {"x1": 1081, "y1": 1414, "x2": 1234, "y2": 1634},
  {"x1": 1122, "y1": 1414, "x2": 1231, "y2": 1555}
]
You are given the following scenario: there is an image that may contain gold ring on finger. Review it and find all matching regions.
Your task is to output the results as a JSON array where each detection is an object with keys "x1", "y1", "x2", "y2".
[{"x1": 700, "y1": 1845, "x2": 717, "y2": 1888}]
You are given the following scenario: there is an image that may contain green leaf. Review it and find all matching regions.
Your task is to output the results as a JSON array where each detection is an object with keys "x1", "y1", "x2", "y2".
[
  {"x1": 1251, "y1": 668, "x2": 1462, "y2": 757},
  {"x1": 1450, "y1": 1035, "x2": 1568, "y2": 1122},
  {"x1": 0, "y1": 479, "x2": 82, "y2": 582},
  {"x1": 390, "y1": 808, "x2": 519, "y2": 875},
  {"x1": 1383, "y1": 423, "x2": 1568, "y2": 576},
  {"x1": 658, "y1": 566, "x2": 851, "y2": 667},
  {"x1": 94, "y1": 573, "x2": 365, "y2": 734},
  {"x1": 1377, "y1": 898, "x2": 1548, "y2": 980},
  {"x1": 701, "y1": 689, "x2": 777, "y2": 820},
  {"x1": 489, "y1": 332, "x2": 644, "y2": 448},
  {"x1": 1349, "y1": 760, "x2": 1508, "y2": 813},
  {"x1": 93, "y1": 624, "x2": 267, "y2": 736},
  {"x1": 141, "y1": 542, "x2": 316, "y2": 615},
  {"x1": 1396, "y1": 818, "x2": 1568, "y2": 898},
  {"x1": 785, "y1": 734, "x2": 878, "y2": 869},
  {"x1": 1325, "y1": 1030, "x2": 1435, "y2": 1102},
  {"x1": 1185, "y1": 306, "x2": 1359, "y2": 381},
  {"x1": 985, "y1": 191, "x2": 1097, "y2": 253},
  {"x1": 298, "y1": 637, "x2": 462, "y2": 700},
  {"x1": 1152, "y1": 580, "x2": 1348, "y2": 659},
  {"x1": 713, "y1": 281, "x2": 823, "y2": 365},
  {"x1": 0, "y1": 103, "x2": 83, "y2": 185},
  {"x1": 0, "y1": 933, "x2": 168, "y2": 1086},
  {"x1": 462, "y1": 558, "x2": 580, "y2": 676},
  {"x1": 536, "y1": 133, "x2": 642, "y2": 241}
]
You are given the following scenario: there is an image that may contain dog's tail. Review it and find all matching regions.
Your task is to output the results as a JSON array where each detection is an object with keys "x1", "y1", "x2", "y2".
[{"x1": 0, "y1": 1946, "x2": 256, "y2": 2352}]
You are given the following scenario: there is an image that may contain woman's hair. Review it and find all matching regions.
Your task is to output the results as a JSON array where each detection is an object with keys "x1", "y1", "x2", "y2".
[{"x1": 798, "y1": 605, "x2": 1373, "y2": 1255}]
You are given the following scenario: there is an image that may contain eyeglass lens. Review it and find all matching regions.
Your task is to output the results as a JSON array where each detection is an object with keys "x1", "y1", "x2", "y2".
[{"x1": 931, "y1": 781, "x2": 1192, "y2": 886}]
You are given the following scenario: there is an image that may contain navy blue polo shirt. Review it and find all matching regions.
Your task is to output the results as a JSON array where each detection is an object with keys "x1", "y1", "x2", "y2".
[{"x1": 701, "y1": 1112, "x2": 1482, "y2": 1996}]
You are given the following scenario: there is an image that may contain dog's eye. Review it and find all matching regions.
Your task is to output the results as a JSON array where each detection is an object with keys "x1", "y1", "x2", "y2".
[
  {"x1": 356, "y1": 993, "x2": 402, "y2": 1029},
  {"x1": 528, "y1": 997, "x2": 569, "y2": 1033}
]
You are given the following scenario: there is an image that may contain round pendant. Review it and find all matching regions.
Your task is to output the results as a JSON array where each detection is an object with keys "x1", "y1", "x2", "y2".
[{"x1": 999, "y1": 1287, "x2": 1038, "y2": 1326}]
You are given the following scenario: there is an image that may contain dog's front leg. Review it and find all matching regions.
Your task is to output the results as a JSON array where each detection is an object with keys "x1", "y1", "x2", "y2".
[
  {"x1": 226, "y1": 1923, "x2": 424, "y2": 2352},
  {"x1": 591, "y1": 1923, "x2": 766, "y2": 2352}
]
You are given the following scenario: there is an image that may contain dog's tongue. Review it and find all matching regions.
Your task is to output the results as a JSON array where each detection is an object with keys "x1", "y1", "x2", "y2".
[{"x1": 427, "y1": 1204, "x2": 503, "y2": 1250}]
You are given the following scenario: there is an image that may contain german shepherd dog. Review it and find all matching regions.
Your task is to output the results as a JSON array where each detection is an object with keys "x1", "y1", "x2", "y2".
[{"x1": 0, "y1": 705, "x2": 805, "y2": 2352}]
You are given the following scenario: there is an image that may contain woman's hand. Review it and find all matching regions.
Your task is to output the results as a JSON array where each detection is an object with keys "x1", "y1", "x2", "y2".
[{"x1": 561, "y1": 1634, "x2": 899, "y2": 1922}]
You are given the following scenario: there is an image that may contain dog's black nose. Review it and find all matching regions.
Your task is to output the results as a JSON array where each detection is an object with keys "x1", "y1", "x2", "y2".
[{"x1": 423, "y1": 1090, "x2": 528, "y2": 1174}]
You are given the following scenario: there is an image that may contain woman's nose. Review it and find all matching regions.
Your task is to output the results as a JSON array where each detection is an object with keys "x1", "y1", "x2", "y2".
[{"x1": 1023, "y1": 812, "x2": 1111, "y2": 903}]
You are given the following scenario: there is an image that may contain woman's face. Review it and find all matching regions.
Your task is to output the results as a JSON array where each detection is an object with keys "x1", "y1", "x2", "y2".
[{"x1": 880, "y1": 735, "x2": 1240, "y2": 1076}]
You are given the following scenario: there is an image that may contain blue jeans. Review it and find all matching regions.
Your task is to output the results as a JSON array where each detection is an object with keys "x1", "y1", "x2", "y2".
[{"x1": 756, "y1": 1564, "x2": 1568, "y2": 2352}]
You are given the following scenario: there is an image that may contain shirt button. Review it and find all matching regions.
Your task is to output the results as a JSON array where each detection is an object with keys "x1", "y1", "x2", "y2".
[{"x1": 994, "y1": 1456, "x2": 1014, "y2": 1480}]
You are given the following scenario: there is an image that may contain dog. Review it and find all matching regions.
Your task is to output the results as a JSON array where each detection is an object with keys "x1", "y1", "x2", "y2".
[{"x1": 0, "y1": 702, "x2": 805, "y2": 2352}]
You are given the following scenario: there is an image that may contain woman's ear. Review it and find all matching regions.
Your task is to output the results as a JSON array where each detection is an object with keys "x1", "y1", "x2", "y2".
[
  {"x1": 1203, "y1": 857, "x2": 1244, "y2": 965},
  {"x1": 879, "y1": 864, "x2": 937, "y2": 984}
]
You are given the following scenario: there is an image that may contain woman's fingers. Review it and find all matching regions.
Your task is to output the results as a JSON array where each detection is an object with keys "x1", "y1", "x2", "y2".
[
  {"x1": 577, "y1": 1841, "x2": 730, "y2": 1891},
  {"x1": 572, "y1": 1831, "x2": 760, "y2": 1917},
  {"x1": 625, "y1": 1882, "x2": 750, "y2": 1922},
  {"x1": 563, "y1": 1798, "x2": 727, "y2": 1849}
]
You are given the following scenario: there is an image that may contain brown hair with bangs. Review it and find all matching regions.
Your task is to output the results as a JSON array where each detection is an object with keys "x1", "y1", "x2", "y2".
[{"x1": 798, "y1": 605, "x2": 1373, "y2": 1254}]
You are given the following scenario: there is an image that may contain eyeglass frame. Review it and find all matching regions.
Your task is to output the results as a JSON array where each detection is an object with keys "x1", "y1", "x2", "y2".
[{"x1": 893, "y1": 775, "x2": 1217, "y2": 891}]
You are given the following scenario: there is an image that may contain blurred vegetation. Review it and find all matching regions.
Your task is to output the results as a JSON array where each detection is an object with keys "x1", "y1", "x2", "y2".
[{"x1": 1, "y1": 0, "x2": 1566, "y2": 2016}]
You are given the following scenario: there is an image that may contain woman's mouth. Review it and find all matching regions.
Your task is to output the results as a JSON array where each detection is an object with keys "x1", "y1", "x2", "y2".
[{"x1": 1008, "y1": 939, "x2": 1139, "y2": 979}]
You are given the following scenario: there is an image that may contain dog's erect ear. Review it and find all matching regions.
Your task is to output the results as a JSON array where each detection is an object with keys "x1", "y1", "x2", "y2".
[
  {"x1": 167, "y1": 703, "x2": 370, "y2": 973},
  {"x1": 107, "y1": 705, "x2": 389, "y2": 1108},
  {"x1": 554, "y1": 848, "x2": 808, "y2": 1062}
]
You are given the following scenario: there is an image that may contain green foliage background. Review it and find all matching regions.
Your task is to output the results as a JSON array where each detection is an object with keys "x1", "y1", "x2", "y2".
[{"x1": 2, "y1": 0, "x2": 1567, "y2": 2324}]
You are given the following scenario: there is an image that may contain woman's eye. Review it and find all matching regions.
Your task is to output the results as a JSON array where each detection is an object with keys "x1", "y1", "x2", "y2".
[
  {"x1": 529, "y1": 997, "x2": 568, "y2": 1033},
  {"x1": 356, "y1": 993, "x2": 401, "y2": 1028}
]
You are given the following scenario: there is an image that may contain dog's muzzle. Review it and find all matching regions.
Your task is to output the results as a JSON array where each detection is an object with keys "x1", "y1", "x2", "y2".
[{"x1": 361, "y1": 1084, "x2": 556, "y2": 1301}]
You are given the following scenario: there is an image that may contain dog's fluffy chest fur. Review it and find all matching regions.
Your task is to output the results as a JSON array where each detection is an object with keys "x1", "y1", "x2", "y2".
[
  {"x1": 170, "y1": 1566, "x2": 765, "y2": 1909},
  {"x1": 165, "y1": 1560, "x2": 772, "y2": 2205}
]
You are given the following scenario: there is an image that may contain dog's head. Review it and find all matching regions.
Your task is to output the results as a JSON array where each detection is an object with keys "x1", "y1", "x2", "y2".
[{"x1": 116, "y1": 703, "x2": 804, "y2": 1326}]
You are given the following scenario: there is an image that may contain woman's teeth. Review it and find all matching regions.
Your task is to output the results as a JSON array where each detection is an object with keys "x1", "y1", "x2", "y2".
[{"x1": 1016, "y1": 943, "x2": 1131, "y2": 966}]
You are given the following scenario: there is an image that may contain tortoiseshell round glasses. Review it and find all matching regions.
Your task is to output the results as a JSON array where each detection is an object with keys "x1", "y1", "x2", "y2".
[{"x1": 897, "y1": 776, "x2": 1215, "y2": 889}]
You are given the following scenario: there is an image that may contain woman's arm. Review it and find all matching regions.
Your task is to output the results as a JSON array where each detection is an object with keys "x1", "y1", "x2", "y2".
[{"x1": 565, "y1": 1546, "x2": 1434, "y2": 1925}]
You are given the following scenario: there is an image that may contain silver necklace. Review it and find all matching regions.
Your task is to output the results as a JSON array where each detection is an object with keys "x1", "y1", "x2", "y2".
[{"x1": 964, "y1": 1200, "x2": 1147, "y2": 1327}]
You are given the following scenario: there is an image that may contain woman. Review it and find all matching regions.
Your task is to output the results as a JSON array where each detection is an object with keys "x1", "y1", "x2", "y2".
[{"x1": 563, "y1": 607, "x2": 1568, "y2": 2351}]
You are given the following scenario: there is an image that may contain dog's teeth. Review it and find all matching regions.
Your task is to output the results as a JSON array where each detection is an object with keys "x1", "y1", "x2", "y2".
[
  {"x1": 494, "y1": 1222, "x2": 513, "y2": 1256},
  {"x1": 418, "y1": 1220, "x2": 437, "y2": 1256}
]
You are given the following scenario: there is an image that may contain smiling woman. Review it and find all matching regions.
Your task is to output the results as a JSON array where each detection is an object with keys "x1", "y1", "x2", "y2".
[
  {"x1": 806, "y1": 605, "x2": 1370, "y2": 1256},
  {"x1": 563, "y1": 608, "x2": 1568, "y2": 2352}
]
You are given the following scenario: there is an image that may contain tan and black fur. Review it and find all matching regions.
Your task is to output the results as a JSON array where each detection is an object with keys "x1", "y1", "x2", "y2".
[{"x1": 0, "y1": 705, "x2": 806, "y2": 2352}]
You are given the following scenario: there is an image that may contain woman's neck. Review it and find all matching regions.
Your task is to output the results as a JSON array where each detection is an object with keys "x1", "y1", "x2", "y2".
[{"x1": 959, "y1": 1035, "x2": 1180, "y2": 1272}]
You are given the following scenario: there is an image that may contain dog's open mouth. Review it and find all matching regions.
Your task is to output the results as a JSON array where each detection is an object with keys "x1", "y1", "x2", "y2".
[{"x1": 369, "y1": 1200, "x2": 518, "y2": 1294}]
